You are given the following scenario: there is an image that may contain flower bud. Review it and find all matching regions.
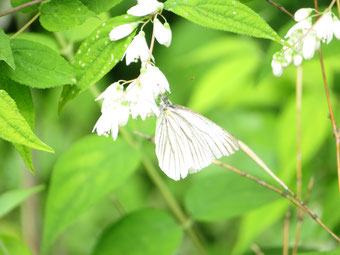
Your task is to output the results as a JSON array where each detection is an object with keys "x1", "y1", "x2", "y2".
[
  {"x1": 109, "y1": 23, "x2": 138, "y2": 41},
  {"x1": 294, "y1": 8, "x2": 313, "y2": 22},
  {"x1": 154, "y1": 18, "x2": 172, "y2": 47},
  {"x1": 127, "y1": 0, "x2": 164, "y2": 17}
]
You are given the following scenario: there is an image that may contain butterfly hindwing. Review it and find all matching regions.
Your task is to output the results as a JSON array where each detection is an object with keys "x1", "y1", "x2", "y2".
[{"x1": 155, "y1": 104, "x2": 239, "y2": 180}]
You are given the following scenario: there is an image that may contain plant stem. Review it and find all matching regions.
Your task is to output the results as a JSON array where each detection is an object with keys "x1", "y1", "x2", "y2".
[
  {"x1": 337, "y1": 0, "x2": 340, "y2": 17},
  {"x1": 265, "y1": 0, "x2": 294, "y2": 20},
  {"x1": 283, "y1": 209, "x2": 291, "y2": 255},
  {"x1": 10, "y1": 12, "x2": 40, "y2": 39},
  {"x1": 0, "y1": 0, "x2": 44, "y2": 17},
  {"x1": 134, "y1": 131, "x2": 340, "y2": 242},
  {"x1": 89, "y1": 94, "x2": 207, "y2": 255},
  {"x1": 292, "y1": 177, "x2": 314, "y2": 255},
  {"x1": 141, "y1": 156, "x2": 207, "y2": 255},
  {"x1": 317, "y1": 47, "x2": 340, "y2": 192},
  {"x1": 251, "y1": 243, "x2": 264, "y2": 255},
  {"x1": 293, "y1": 66, "x2": 303, "y2": 254}
]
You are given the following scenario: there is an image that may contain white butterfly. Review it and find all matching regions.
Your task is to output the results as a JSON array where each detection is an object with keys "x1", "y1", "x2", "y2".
[{"x1": 155, "y1": 96, "x2": 239, "y2": 180}]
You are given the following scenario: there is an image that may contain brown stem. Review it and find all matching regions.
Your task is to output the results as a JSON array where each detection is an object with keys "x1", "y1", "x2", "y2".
[
  {"x1": 265, "y1": 0, "x2": 294, "y2": 20},
  {"x1": 318, "y1": 48, "x2": 340, "y2": 192},
  {"x1": 133, "y1": 131, "x2": 340, "y2": 242},
  {"x1": 337, "y1": 0, "x2": 340, "y2": 17},
  {"x1": 0, "y1": 0, "x2": 44, "y2": 17},
  {"x1": 292, "y1": 177, "x2": 315, "y2": 255},
  {"x1": 251, "y1": 243, "x2": 264, "y2": 255},
  {"x1": 283, "y1": 209, "x2": 291, "y2": 255}
]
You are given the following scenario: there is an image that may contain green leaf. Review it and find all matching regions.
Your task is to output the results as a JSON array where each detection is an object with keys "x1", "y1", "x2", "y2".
[
  {"x1": 0, "y1": 235, "x2": 32, "y2": 255},
  {"x1": 15, "y1": 33, "x2": 60, "y2": 52},
  {"x1": 42, "y1": 136, "x2": 141, "y2": 253},
  {"x1": 0, "y1": 90, "x2": 54, "y2": 153},
  {"x1": 164, "y1": 0, "x2": 282, "y2": 43},
  {"x1": 0, "y1": 185, "x2": 44, "y2": 218},
  {"x1": 92, "y1": 209, "x2": 183, "y2": 255},
  {"x1": 10, "y1": 0, "x2": 40, "y2": 13},
  {"x1": 0, "y1": 39, "x2": 75, "y2": 88},
  {"x1": 58, "y1": 14, "x2": 143, "y2": 114},
  {"x1": 80, "y1": 0, "x2": 123, "y2": 14},
  {"x1": 0, "y1": 28, "x2": 15, "y2": 69},
  {"x1": 185, "y1": 169, "x2": 280, "y2": 221},
  {"x1": 297, "y1": 249, "x2": 340, "y2": 255},
  {"x1": 0, "y1": 74, "x2": 36, "y2": 172},
  {"x1": 231, "y1": 200, "x2": 288, "y2": 255},
  {"x1": 40, "y1": 0, "x2": 95, "y2": 32}
]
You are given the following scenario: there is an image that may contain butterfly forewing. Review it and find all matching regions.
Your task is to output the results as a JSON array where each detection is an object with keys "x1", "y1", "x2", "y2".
[{"x1": 155, "y1": 103, "x2": 239, "y2": 180}]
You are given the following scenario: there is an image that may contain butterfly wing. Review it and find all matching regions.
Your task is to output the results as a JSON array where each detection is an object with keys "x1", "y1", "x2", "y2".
[{"x1": 155, "y1": 105, "x2": 239, "y2": 180}]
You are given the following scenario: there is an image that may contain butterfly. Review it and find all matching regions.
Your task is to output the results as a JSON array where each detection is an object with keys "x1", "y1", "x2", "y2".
[{"x1": 155, "y1": 96, "x2": 239, "y2": 180}]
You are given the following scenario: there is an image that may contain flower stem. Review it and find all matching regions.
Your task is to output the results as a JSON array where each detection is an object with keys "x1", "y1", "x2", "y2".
[
  {"x1": 10, "y1": 12, "x2": 40, "y2": 39},
  {"x1": 292, "y1": 66, "x2": 303, "y2": 254},
  {"x1": 283, "y1": 208, "x2": 291, "y2": 255},
  {"x1": 265, "y1": 0, "x2": 294, "y2": 20}
]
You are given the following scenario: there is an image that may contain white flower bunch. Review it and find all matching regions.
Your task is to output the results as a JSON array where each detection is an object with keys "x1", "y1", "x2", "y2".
[
  {"x1": 93, "y1": 0, "x2": 172, "y2": 140},
  {"x1": 271, "y1": 8, "x2": 340, "y2": 77}
]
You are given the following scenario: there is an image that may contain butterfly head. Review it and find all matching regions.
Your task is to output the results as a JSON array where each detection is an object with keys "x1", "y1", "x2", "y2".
[{"x1": 159, "y1": 95, "x2": 173, "y2": 111}]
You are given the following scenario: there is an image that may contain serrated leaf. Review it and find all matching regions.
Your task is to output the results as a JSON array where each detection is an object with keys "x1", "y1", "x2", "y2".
[
  {"x1": 0, "y1": 73, "x2": 36, "y2": 172},
  {"x1": 10, "y1": 0, "x2": 40, "y2": 13},
  {"x1": 0, "y1": 185, "x2": 44, "y2": 218},
  {"x1": 0, "y1": 90, "x2": 53, "y2": 152},
  {"x1": 0, "y1": 235, "x2": 32, "y2": 255},
  {"x1": 40, "y1": 0, "x2": 95, "y2": 32},
  {"x1": 80, "y1": 0, "x2": 123, "y2": 14},
  {"x1": 42, "y1": 136, "x2": 141, "y2": 253},
  {"x1": 0, "y1": 28, "x2": 15, "y2": 69},
  {"x1": 164, "y1": 0, "x2": 282, "y2": 43},
  {"x1": 92, "y1": 209, "x2": 183, "y2": 255},
  {"x1": 185, "y1": 169, "x2": 280, "y2": 221},
  {"x1": 58, "y1": 14, "x2": 144, "y2": 114},
  {"x1": 0, "y1": 39, "x2": 75, "y2": 88}
]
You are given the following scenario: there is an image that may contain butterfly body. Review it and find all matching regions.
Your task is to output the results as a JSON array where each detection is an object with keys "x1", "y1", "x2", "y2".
[{"x1": 155, "y1": 97, "x2": 239, "y2": 180}]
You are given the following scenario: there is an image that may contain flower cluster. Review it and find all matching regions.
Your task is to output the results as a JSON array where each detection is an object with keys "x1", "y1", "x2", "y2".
[
  {"x1": 271, "y1": 8, "x2": 340, "y2": 77},
  {"x1": 93, "y1": 0, "x2": 172, "y2": 140}
]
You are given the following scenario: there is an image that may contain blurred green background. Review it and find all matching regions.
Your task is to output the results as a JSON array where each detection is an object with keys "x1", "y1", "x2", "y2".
[{"x1": 1, "y1": 0, "x2": 340, "y2": 254}]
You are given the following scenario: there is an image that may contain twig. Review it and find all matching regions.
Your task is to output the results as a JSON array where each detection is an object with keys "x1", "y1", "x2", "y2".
[
  {"x1": 265, "y1": 0, "x2": 295, "y2": 20},
  {"x1": 0, "y1": 0, "x2": 44, "y2": 17},
  {"x1": 141, "y1": 154, "x2": 207, "y2": 255},
  {"x1": 132, "y1": 131, "x2": 340, "y2": 242},
  {"x1": 296, "y1": 66, "x2": 303, "y2": 201},
  {"x1": 251, "y1": 243, "x2": 264, "y2": 255},
  {"x1": 337, "y1": 0, "x2": 340, "y2": 17},
  {"x1": 238, "y1": 140, "x2": 340, "y2": 242},
  {"x1": 10, "y1": 12, "x2": 40, "y2": 39},
  {"x1": 110, "y1": 196, "x2": 125, "y2": 216},
  {"x1": 292, "y1": 176, "x2": 315, "y2": 255},
  {"x1": 317, "y1": 47, "x2": 340, "y2": 192},
  {"x1": 293, "y1": 66, "x2": 303, "y2": 254},
  {"x1": 283, "y1": 208, "x2": 291, "y2": 255}
]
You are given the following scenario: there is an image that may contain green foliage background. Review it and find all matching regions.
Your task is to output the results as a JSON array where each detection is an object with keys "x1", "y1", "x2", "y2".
[{"x1": 0, "y1": 0, "x2": 340, "y2": 254}]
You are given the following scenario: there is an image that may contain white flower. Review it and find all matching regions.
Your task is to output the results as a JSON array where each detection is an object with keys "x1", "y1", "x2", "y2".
[
  {"x1": 294, "y1": 55, "x2": 303, "y2": 66},
  {"x1": 124, "y1": 31, "x2": 150, "y2": 65},
  {"x1": 110, "y1": 23, "x2": 138, "y2": 41},
  {"x1": 285, "y1": 19, "x2": 312, "y2": 38},
  {"x1": 271, "y1": 59, "x2": 283, "y2": 77},
  {"x1": 140, "y1": 63, "x2": 170, "y2": 96},
  {"x1": 127, "y1": 0, "x2": 164, "y2": 17},
  {"x1": 294, "y1": 8, "x2": 313, "y2": 22},
  {"x1": 314, "y1": 12, "x2": 334, "y2": 44},
  {"x1": 302, "y1": 33, "x2": 317, "y2": 59},
  {"x1": 153, "y1": 18, "x2": 172, "y2": 47},
  {"x1": 333, "y1": 18, "x2": 340, "y2": 39},
  {"x1": 125, "y1": 81, "x2": 160, "y2": 120},
  {"x1": 93, "y1": 83, "x2": 130, "y2": 140}
]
